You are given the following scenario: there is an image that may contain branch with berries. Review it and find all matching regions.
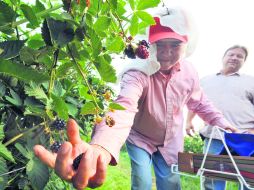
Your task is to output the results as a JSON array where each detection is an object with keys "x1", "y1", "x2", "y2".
[{"x1": 124, "y1": 40, "x2": 150, "y2": 59}]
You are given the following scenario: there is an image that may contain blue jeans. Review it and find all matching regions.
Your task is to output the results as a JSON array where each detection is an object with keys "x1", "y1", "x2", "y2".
[
  {"x1": 203, "y1": 138, "x2": 250, "y2": 190},
  {"x1": 126, "y1": 141, "x2": 181, "y2": 190}
]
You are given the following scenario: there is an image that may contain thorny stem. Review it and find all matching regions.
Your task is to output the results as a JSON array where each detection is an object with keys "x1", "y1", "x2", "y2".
[
  {"x1": 0, "y1": 167, "x2": 26, "y2": 177},
  {"x1": 66, "y1": 44, "x2": 102, "y2": 112},
  {"x1": 48, "y1": 49, "x2": 60, "y2": 98}
]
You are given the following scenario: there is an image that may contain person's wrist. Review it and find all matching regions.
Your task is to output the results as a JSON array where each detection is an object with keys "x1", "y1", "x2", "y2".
[{"x1": 91, "y1": 144, "x2": 112, "y2": 164}]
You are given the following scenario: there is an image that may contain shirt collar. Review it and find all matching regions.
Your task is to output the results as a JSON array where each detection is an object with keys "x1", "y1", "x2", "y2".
[{"x1": 216, "y1": 71, "x2": 241, "y2": 76}]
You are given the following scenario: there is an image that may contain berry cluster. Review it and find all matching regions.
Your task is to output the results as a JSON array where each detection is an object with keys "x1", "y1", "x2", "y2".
[
  {"x1": 124, "y1": 44, "x2": 136, "y2": 59},
  {"x1": 135, "y1": 45, "x2": 149, "y2": 59},
  {"x1": 124, "y1": 40, "x2": 150, "y2": 59},
  {"x1": 50, "y1": 141, "x2": 62, "y2": 153},
  {"x1": 73, "y1": 153, "x2": 84, "y2": 170},
  {"x1": 51, "y1": 118, "x2": 66, "y2": 131}
]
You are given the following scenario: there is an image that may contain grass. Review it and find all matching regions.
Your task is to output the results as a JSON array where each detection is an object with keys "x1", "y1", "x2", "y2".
[{"x1": 89, "y1": 150, "x2": 240, "y2": 190}]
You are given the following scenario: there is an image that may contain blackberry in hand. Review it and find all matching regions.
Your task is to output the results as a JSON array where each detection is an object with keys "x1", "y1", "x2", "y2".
[
  {"x1": 50, "y1": 141, "x2": 62, "y2": 153},
  {"x1": 124, "y1": 44, "x2": 136, "y2": 59},
  {"x1": 73, "y1": 153, "x2": 84, "y2": 170},
  {"x1": 52, "y1": 118, "x2": 66, "y2": 130}
]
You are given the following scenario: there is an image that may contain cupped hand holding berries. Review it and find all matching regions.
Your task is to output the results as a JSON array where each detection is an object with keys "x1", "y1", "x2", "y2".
[{"x1": 33, "y1": 119, "x2": 112, "y2": 190}]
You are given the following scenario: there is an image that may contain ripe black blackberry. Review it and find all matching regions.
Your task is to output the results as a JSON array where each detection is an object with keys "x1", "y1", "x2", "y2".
[
  {"x1": 73, "y1": 153, "x2": 84, "y2": 170},
  {"x1": 135, "y1": 45, "x2": 149, "y2": 59},
  {"x1": 124, "y1": 44, "x2": 136, "y2": 59},
  {"x1": 52, "y1": 118, "x2": 66, "y2": 130},
  {"x1": 139, "y1": 40, "x2": 149, "y2": 48},
  {"x1": 50, "y1": 141, "x2": 62, "y2": 153}
]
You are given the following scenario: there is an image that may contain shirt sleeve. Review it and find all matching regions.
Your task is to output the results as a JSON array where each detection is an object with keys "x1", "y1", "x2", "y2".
[
  {"x1": 90, "y1": 70, "x2": 147, "y2": 165},
  {"x1": 186, "y1": 72, "x2": 231, "y2": 128}
]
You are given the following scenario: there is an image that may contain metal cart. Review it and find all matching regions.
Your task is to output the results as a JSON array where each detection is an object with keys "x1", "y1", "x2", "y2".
[{"x1": 172, "y1": 126, "x2": 254, "y2": 190}]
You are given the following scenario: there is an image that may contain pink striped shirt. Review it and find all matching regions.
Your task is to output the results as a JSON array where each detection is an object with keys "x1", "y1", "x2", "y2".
[{"x1": 91, "y1": 60, "x2": 230, "y2": 165}]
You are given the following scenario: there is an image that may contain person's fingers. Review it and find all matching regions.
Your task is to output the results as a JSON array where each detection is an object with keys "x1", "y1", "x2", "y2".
[
  {"x1": 55, "y1": 142, "x2": 75, "y2": 181},
  {"x1": 186, "y1": 126, "x2": 192, "y2": 136},
  {"x1": 67, "y1": 119, "x2": 83, "y2": 145},
  {"x1": 186, "y1": 128, "x2": 191, "y2": 135},
  {"x1": 88, "y1": 154, "x2": 107, "y2": 188},
  {"x1": 33, "y1": 145, "x2": 56, "y2": 168},
  {"x1": 72, "y1": 147, "x2": 95, "y2": 190}
]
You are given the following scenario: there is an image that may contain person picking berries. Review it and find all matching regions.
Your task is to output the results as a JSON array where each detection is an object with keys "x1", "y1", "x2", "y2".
[{"x1": 34, "y1": 6, "x2": 239, "y2": 190}]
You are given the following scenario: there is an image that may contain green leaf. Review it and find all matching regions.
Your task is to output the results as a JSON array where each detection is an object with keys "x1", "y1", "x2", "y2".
[
  {"x1": 106, "y1": 36, "x2": 125, "y2": 53},
  {"x1": 20, "y1": 4, "x2": 39, "y2": 27},
  {"x1": 109, "y1": 0, "x2": 117, "y2": 10},
  {"x1": 47, "y1": 18, "x2": 75, "y2": 47},
  {"x1": 27, "y1": 34, "x2": 45, "y2": 49},
  {"x1": 129, "y1": 14, "x2": 139, "y2": 36},
  {"x1": 24, "y1": 97, "x2": 46, "y2": 116},
  {"x1": 80, "y1": 102, "x2": 97, "y2": 115},
  {"x1": 0, "y1": 157, "x2": 8, "y2": 190},
  {"x1": 0, "y1": 1, "x2": 17, "y2": 34},
  {"x1": 94, "y1": 55, "x2": 117, "y2": 83},
  {"x1": 53, "y1": 81, "x2": 65, "y2": 97},
  {"x1": 136, "y1": 10, "x2": 155, "y2": 25},
  {"x1": 27, "y1": 157, "x2": 49, "y2": 190},
  {"x1": 24, "y1": 83, "x2": 49, "y2": 103},
  {"x1": 5, "y1": 89, "x2": 22, "y2": 106},
  {"x1": 66, "y1": 103, "x2": 78, "y2": 117},
  {"x1": 52, "y1": 95, "x2": 69, "y2": 120},
  {"x1": 0, "y1": 83, "x2": 6, "y2": 97},
  {"x1": 34, "y1": 0, "x2": 46, "y2": 13},
  {"x1": 136, "y1": 0, "x2": 160, "y2": 10},
  {"x1": 15, "y1": 143, "x2": 33, "y2": 159},
  {"x1": 20, "y1": 46, "x2": 39, "y2": 64},
  {"x1": 56, "y1": 62, "x2": 73, "y2": 78},
  {"x1": 0, "y1": 60, "x2": 49, "y2": 84},
  {"x1": 0, "y1": 123, "x2": 4, "y2": 142},
  {"x1": 109, "y1": 102, "x2": 126, "y2": 110},
  {"x1": 0, "y1": 143, "x2": 15, "y2": 163},
  {"x1": 0, "y1": 40, "x2": 25, "y2": 59},
  {"x1": 116, "y1": 1, "x2": 126, "y2": 16},
  {"x1": 90, "y1": 30, "x2": 102, "y2": 57},
  {"x1": 10, "y1": 0, "x2": 20, "y2": 6},
  {"x1": 128, "y1": 0, "x2": 135, "y2": 10},
  {"x1": 94, "y1": 16, "x2": 111, "y2": 33}
]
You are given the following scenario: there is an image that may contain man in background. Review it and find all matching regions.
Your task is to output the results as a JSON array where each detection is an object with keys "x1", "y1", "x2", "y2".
[{"x1": 186, "y1": 45, "x2": 254, "y2": 190}]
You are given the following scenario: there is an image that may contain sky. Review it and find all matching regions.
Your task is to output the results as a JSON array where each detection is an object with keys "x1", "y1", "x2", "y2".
[{"x1": 163, "y1": 0, "x2": 254, "y2": 78}]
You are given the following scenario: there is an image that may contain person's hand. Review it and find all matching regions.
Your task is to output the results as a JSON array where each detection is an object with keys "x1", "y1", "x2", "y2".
[
  {"x1": 186, "y1": 121, "x2": 195, "y2": 136},
  {"x1": 247, "y1": 128, "x2": 254, "y2": 134},
  {"x1": 224, "y1": 125, "x2": 240, "y2": 133},
  {"x1": 33, "y1": 119, "x2": 112, "y2": 190}
]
